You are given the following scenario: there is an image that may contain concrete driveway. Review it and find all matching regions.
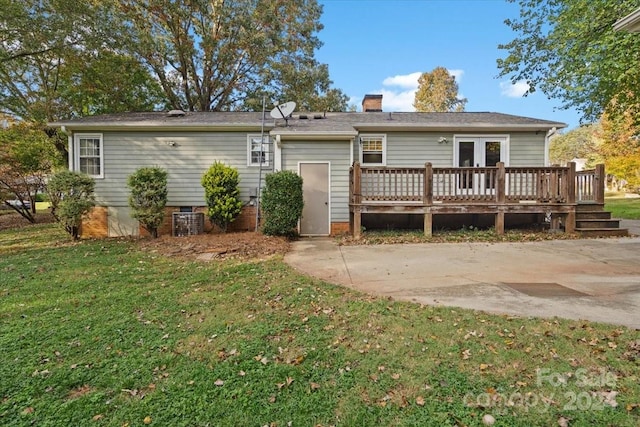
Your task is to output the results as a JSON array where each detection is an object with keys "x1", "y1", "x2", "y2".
[{"x1": 285, "y1": 230, "x2": 640, "y2": 330}]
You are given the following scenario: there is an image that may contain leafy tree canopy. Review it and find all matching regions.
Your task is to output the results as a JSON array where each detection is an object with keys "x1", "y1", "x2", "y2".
[
  {"x1": 118, "y1": 0, "x2": 347, "y2": 112},
  {"x1": 497, "y1": 0, "x2": 640, "y2": 123},
  {"x1": 413, "y1": 67, "x2": 467, "y2": 112},
  {"x1": 0, "y1": 123, "x2": 63, "y2": 221},
  {"x1": 0, "y1": 0, "x2": 165, "y2": 122},
  {"x1": 549, "y1": 124, "x2": 600, "y2": 166},
  {"x1": 597, "y1": 103, "x2": 640, "y2": 189},
  {"x1": 1, "y1": 0, "x2": 347, "y2": 123}
]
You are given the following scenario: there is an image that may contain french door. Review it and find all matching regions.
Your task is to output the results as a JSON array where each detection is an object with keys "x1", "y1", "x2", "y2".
[{"x1": 455, "y1": 137, "x2": 508, "y2": 192}]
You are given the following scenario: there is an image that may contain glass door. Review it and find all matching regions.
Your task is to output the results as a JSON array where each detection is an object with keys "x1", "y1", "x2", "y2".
[{"x1": 455, "y1": 137, "x2": 507, "y2": 193}]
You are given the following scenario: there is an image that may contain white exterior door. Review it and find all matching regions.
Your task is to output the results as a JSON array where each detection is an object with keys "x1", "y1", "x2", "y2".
[
  {"x1": 454, "y1": 136, "x2": 508, "y2": 192},
  {"x1": 299, "y1": 162, "x2": 330, "y2": 236}
]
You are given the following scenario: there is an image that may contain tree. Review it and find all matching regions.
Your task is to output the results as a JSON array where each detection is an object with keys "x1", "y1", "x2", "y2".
[
  {"x1": 413, "y1": 67, "x2": 467, "y2": 112},
  {"x1": 201, "y1": 162, "x2": 242, "y2": 232},
  {"x1": 261, "y1": 170, "x2": 303, "y2": 237},
  {"x1": 0, "y1": 1, "x2": 164, "y2": 123},
  {"x1": 0, "y1": 123, "x2": 62, "y2": 222},
  {"x1": 549, "y1": 124, "x2": 600, "y2": 166},
  {"x1": 47, "y1": 170, "x2": 95, "y2": 239},
  {"x1": 119, "y1": 0, "x2": 347, "y2": 112},
  {"x1": 127, "y1": 167, "x2": 168, "y2": 238},
  {"x1": 497, "y1": 0, "x2": 640, "y2": 123},
  {"x1": 596, "y1": 103, "x2": 640, "y2": 190}
]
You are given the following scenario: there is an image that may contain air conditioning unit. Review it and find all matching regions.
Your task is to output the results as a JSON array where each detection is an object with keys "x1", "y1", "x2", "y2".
[{"x1": 172, "y1": 212, "x2": 204, "y2": 237}]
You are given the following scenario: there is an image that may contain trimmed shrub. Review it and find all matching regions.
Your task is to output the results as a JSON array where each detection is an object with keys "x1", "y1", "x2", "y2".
[
  {"x1": 47, "y1": 170, "x2": 95, "y2": 240},
  {"x1": 127, "y1": 167, "x2": 168, "y2": 238},
  {"x1": 261, "y1": 170, "x2": 303, "y2": 237},
  {"x1": 201, "y1": 162, "x2": 242, "y2": 232}
]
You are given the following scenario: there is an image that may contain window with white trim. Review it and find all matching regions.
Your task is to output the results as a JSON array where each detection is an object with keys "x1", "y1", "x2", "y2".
[
  {"x1": 359, "y1": 134, "x2": 386, "y2": 166},
  {"x1": 74, "y1": 134, "x2": 103, "y2": 178},
  {"x1": 247, "y1": 134, "x2": 270, "y2": 166}
]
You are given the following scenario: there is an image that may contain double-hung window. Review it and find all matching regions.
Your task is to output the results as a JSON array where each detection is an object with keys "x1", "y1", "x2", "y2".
[
  {"x1": 74, "y1": 134, "x2": 103, "y2": 178},
  {"x1": 247, "y1": 134, "x2": 270, "y2": 167},
  {"x1": 359, "y1": 134, "x2": 386, "y2": 166}
]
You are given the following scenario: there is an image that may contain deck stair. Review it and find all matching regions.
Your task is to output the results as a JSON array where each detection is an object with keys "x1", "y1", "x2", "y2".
[{"x1": 575, "y1": 204, "x2": 628, "y2": 237}]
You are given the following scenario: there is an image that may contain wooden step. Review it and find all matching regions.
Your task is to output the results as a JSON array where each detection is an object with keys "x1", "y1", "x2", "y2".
[
  {"x1": 575, "y1": 219, "x2": 622, "y2": 229},
  {"x1": 576, "y1": 203, "x2": 605, "y2": 212},
  {"x1": 575, "y1": 211, "x2": 612, "y2": 220},
  {"x1": 576, "y1": 228, "x2": 629, "y2": 237}
]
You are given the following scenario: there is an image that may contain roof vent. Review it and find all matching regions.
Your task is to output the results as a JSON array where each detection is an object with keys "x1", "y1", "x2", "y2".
[{"x1": 167, "y1": 110, "x2": 186, "y2": 117}]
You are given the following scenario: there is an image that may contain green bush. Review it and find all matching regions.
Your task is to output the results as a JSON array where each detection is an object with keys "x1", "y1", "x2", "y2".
[
  {"x1": 47, "y1": 170, "x2": 95, "y2": 239},
  {"x1": 127, "y1": 167, "x2": 168, "y2": 238},
  {"x1": 261, "y1": 170, "x2": 303, "y2": 237},
  {"x1": 201, "y1": 162, "x2": 242, "y2": 232}
]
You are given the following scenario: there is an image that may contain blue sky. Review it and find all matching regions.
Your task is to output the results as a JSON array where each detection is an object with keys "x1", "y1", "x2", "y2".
[{"x1": 316, "y1": 0, "x2": 581, "y2": 130}]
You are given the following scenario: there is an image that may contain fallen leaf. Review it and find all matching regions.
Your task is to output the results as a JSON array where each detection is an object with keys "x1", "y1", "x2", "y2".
[
  {"x1": 462, "y1": 349, "x2": 471, "y2": 360},
  {"x1": 479, "y1": 363, "x2": 489, "y2": 370},
  {"x1": 416, "y1": 396, "x2": 425, "y2": 406},
  {"x1": 391, "y1": 373, "x2": 401, "y2": 380},
  {"x1": 143, "y1": 416, "x2": 152, "y2": 424},
  {"x1": 310, "y1": 382, "x2": 321, "y2": 391},
  {"x1": 214, "y1": 379, "x2": 224, "y2": 386},
  {"x1": 268, "y1": 394, "x2": 276, "y2": 403},
  {"x1": 608, "y1": 342, "x2": 617, "y2": 349},
  {"x1": 21, "y1": 407, "x2": 34, "y2": 415},
  {"x1": 557, "y1": 416, "x2": 570, "y2": 427},
  {"x1": 92, "y1": 414, "x2": 104, "y2": 421}
]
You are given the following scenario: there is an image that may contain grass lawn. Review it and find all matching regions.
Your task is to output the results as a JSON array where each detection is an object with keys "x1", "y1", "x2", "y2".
[
  {"x1": 606, "y1": 197, "x2": 640, "y2": 220},
  {"x1": 1, "y1": 225, "x2": 639, "y2": 426}
]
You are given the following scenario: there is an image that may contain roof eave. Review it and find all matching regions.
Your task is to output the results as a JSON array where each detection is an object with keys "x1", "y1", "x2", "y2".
[
  {"x1": 614, "y1": 8, "x2": 640, "y2": 32},
  {"x1": 49, "y1": 122, "x2": 271, "y2": 132},
  {"x1": 352, "y1": 122, "x2": 567, "y2": 132}
]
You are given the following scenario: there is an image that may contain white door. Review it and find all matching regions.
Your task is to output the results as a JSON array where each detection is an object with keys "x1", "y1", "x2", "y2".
[
  {"x1": 455, "y1": 137, "x2": 507, "y2": 192},
  {"x1": 299, "y1": 162, "x2": 330, "y2": 236}
]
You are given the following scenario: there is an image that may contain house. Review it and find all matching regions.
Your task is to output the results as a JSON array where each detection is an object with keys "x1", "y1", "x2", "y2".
[{"x1": 53, "y1": 95, "x2": 616, "y2": 238}]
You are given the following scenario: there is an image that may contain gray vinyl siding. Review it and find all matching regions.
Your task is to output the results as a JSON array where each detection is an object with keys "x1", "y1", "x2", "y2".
[
  {"x1": 353, "y1": 132, "x2": 546, "y2": 167},
  {"x1": 386, "y1": 132, "x2": 455, "y2": 167},
  {"x1": 94, "y1": 131, "x2": 262, "y2": 207},
  {"x1": 508, "y1": 132, "x2": 545, "y2": 166},
  {"x1": 281, "y1": 140, "x2": 351, "y2": 223}
]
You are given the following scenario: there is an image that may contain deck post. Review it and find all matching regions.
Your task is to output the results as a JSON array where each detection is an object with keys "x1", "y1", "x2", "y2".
[
  {"x1": 495, "y1": 162, "x2": 506, "y2": 234},
  {"x1": 424, "y1": 162, "x2": 433, "y2": 236},
  {"x1": 567, "y1": 162, "x2": 576, "y2": 204},
  {"x1": 353, "y1": 209, "x2": 362, "y2": 239},
  {"x1": 595, "y1": 163, "x2": 605, "y2": 205},
  {"x1": 564, "y1": 162, "x2": 577, "y2": 233}
]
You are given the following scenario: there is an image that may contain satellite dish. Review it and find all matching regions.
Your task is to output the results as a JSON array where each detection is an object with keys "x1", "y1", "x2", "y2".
[{"x1": 270, "y1": 101, "x2": 296, "y2": 119}]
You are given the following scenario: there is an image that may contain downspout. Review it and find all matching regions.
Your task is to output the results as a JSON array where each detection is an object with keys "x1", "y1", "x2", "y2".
[
  {"x1": 63, "y1": 126, "x2": 73, "y2": 170},
  {"x1": 544, "y1": 127, "x2": 557, "y2": 166}
]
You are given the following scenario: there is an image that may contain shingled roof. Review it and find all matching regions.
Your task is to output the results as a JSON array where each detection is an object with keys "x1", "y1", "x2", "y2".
[{"x1": 51, "y1": 111, "x2": 566, "y2": 135}]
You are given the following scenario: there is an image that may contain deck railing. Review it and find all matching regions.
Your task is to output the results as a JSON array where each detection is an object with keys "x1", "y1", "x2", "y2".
[
  {"x1": 576, "y1": 164, "x2": 605, "y2": 204},
  {"x1": 351, "y1": 162, "x2": 592, "y2": 205}
]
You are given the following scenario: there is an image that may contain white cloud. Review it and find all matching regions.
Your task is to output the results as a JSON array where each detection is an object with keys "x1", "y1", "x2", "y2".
[
  {"x1": 382, "y1": 72, "x2": 422, "y2": 89},
  {"x1": 500, "y1": 80, "x2": 530, "y2": 97},
  {"x1": 448, "y1": 69, "x2": 464, "y2": 82},
  {"x1": 352, "y1": 69, "x2": 468, "y2": 112},
  {"x1": 378, "y1": 89, "x2": 417, "y2": 111}
]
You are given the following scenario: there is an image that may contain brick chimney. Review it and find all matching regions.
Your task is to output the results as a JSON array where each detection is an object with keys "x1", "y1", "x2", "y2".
[{"x1": 362, "y1": 94, "x2": 383, "y2": 112}]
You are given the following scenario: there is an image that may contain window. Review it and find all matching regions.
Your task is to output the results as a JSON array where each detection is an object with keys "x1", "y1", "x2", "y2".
[
  {"x1": 359, "y1": 134, "x2": 386, "y2": 165},
  {"x1": 74, "y1": 134, "x2": 103, "y2": 178},
  {"x1": 248, "y1": 134, "x2": 270, "y2": 166}
]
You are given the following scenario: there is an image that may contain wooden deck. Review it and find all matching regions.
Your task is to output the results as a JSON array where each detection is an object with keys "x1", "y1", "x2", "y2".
[{"x1": 349, "y1": 162, "x2": 606, "y2": 237}]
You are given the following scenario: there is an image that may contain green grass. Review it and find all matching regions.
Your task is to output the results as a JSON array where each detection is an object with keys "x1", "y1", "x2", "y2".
[
  {"x1": 606, "y1": 197, "x2": 640, "y2": 220},
  {"x1": 1, "y1": 225, "x2": 639, "y2": 426}
]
